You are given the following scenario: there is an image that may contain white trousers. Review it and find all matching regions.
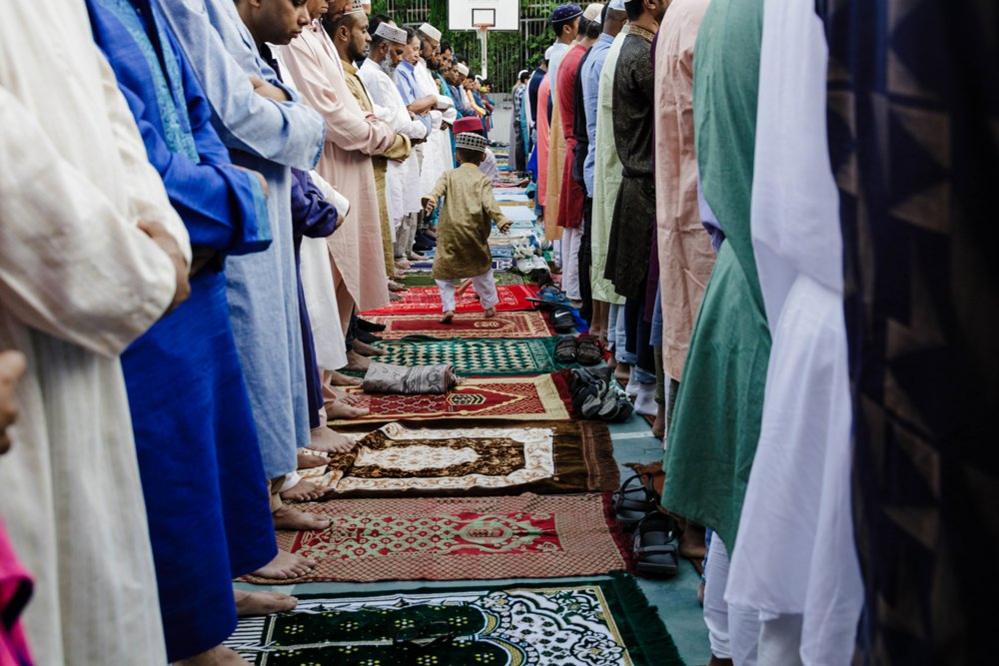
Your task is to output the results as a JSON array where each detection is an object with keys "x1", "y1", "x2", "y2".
[
  {"x1": 561, "y1": 226, "x2": 583, "y2": 300},
  {"x1": 704, "y1": 535, "x2": 760, "y2": 664},
  {"x1": 436, "y1": 269, "x2": 498, "y2": 313},
  {"x1": 394, "y1": 213, "x2": 418, "y2": 258}
]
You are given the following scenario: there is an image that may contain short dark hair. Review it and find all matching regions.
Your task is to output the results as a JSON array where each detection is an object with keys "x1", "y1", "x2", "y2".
[
  {"x1": 440, "y1": 40, "x2": 452, "y2": 53},
  {"x1": 586, "y1": 16, "x2": 602, "y2": 38},
  {"x1": 368, "y1": 14, "x2": 390, "y2": 48},
  {"x1": 404, "y1": 26, "x2": 418, "y2": 43},
  {"x1": 624, "y1": 0, "x2": 644, "y2": 21},
  {"x1": 551, "y1": 15, "x2": 578, "y2": 39},
  {"x1": 456, "y1": 148, "x2": 485, "y2": 165}
]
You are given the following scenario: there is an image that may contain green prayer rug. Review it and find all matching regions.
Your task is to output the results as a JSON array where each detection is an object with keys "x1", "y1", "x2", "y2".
[
  {"x1": 226, "y1": 574, "x2": 683, "y2": 665},
  {"x1": 401, "y1": 271, "x2": 528, "y2": 287},
  {"x1": 356, "y1": 337, "x2": 566, "y2": 377}
]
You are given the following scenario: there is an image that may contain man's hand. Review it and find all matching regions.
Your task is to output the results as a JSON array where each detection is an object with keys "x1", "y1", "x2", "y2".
[
  {"x1": 422, "y1": 195, "x2": 437, "y2": 216},
  {"x1": 233, "y1": 165, "x2": 269, "y2": 197},
  {"x1": 138, "y1": 220, "x2": 191, "y2": 314},
  {"x1": 250, "y1": 75, "x2": 289, "y2": 102},
  {"x1": 498, "y1": 220, "x2": 512, "y2": 235},
  {"x1": 0, "y1": 350, "x2": 27, "y2": 454}
]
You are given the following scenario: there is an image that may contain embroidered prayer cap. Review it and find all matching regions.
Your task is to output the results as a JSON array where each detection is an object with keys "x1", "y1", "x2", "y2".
[
  {"x1": 456, "y1": 62, "x2": 470, "y2": 77},
  {"x1": 550, "y1": 3, "x2": 583, "y2": 23},
  {"x1": 374, "y1": 21, "x2": 407, "y2": 45},
  {"x1": 418, "y1": 23, "x2": 442, "y2": 42},
  {"x1": 584, "y1": 3, "x2": 604, "y2": 21},
  {"x1": 453, "y1": 116, "x2": 485, "y2": 135},
  {"x1": 608, "y1": 0, "x2": 626, "y2": 10},
  {"x1": 456, "y1": 132, "x2": 489, "y2": 153},
  {"x1": 345, "y1": 0, "x2": 365, "y2": 15}
]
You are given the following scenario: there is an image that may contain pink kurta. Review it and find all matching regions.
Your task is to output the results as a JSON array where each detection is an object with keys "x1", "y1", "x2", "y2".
[
  {"x1": 535, "y1": 77, "x2": 551, "y2": 221},
  {"x1": 280, "y1": 23, "x2": 393, "y2": 312},
  {"x1": 654, "y1": 0, "x2": 716, "y2": 381}
]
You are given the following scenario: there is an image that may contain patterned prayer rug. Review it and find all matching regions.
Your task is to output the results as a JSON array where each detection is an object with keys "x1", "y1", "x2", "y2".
[
  {"x1": 365, "y1": 311, "x2": 550, "y2": 340},
  {"x1": 399, "y1": 270, "x2": 528, "y2": 287},
  {"x1": 227, "y1": 574, "x2": 682, "y2": 665},
  {"x1": 361, "y1": 284, "x2": 538, "y2": 316},
  {"x1": 354, "y1": 337, "x2": 563, "y2": 377},
  {"x1": 328, "y1": 375, "x2": 572, "y2": 424},
  {"x1": 242, "y1": 493, "x2": 630, "y2": 583},
  {"x1": 295, "y1": 421, "x2": 619, "y2": 497}
]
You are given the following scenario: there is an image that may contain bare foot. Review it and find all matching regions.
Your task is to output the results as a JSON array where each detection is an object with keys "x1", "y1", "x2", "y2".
[
  {"x1": 390, "y1": 292, "x2": 403, "y2": 302},
  {"x1": 395, "y1": 257, "x2": 411, "y2": 270},
  {"x1": 351, "y1": 340, "x2": 384, "y2": 357},
  {"x1": 280, "y1": 478, "x2": 326, "y2": 502},
  {"x1": 388, "y1": 279, "x2": 407, "y2": 292},
  {"x1": 298, "y1": 448, "x2": 328, "y2": 470},
  {"x1": 234, "y1": 589, "x2": 298, "y2": 617},
  {"x1": 345, "y1": 350, "x2": 371, "y2": 372},
  {"x1": 175, "y1": 645, "x2": 249, "y2": 665},
  {"x1": 325, "y1": 399, "x2": 370, "y2": 420},
  {"x1": 252, "y1": 548, "x2": 316, "y2": 578},
  {"x1": 652, "y1": 402, "x2": 666, "y2": 440},
  {"x1": 440, "y1": 310, "x2": 455, "y2": 324},
  {"x1": 483, "y1": 307, "x2": 497, "y2": 318},
  {"x1": 329, "y1": 370, "x2": 362, "y2": 387},
  {"x1": 273, "y1": 506, "x2": 332, "y2": 532},
  {"x1": 614, "y1": 362, "x2": 631, "y2": 384},
  {"x1": 307, "y1": 428, "x2": 358, "y2": 453}
]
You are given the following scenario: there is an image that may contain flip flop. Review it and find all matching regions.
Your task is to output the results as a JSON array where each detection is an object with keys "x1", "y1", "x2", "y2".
[{"x1": 576, "y1": 334, "x2": 604, "y2": 365}]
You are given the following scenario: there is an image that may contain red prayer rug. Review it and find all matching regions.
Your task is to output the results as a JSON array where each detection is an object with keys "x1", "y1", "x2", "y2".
[
  {"x1": 361, "y1": 284, "x2": 539, "y2": 316},
  {"x1": 328, "y1": 374, "x2": 572, "y2": 425},
  {"x1": 365, "y1": 311, "x2": 552, "y2": 340},
  {"x1": 243, "y1": 493, "x2": 630, "y2": 583}
]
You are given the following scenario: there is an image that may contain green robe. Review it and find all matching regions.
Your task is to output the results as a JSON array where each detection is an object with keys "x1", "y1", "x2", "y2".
[
  {"x1": 589, "y1": 27, "x2": 628, "y2": 305},
  {"x1": 661, "y1": 0, "x2": 770, "y2": 550}
]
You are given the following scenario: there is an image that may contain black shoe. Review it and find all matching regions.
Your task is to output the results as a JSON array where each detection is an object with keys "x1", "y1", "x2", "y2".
[
  {"x1": 357, "y1": 318, "x2": 386, "y2": 333},
  {"x1": 356, "y1": 328, "x2": 382, "y2": 344}
]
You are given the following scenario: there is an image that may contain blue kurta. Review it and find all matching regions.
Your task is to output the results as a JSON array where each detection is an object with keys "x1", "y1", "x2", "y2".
[
  {"x1": 85, "y1": 0, "x2": 276, "y2": 660},
  {"x1": 159, "y1": 0, "x2": 325, "y2": 480}
]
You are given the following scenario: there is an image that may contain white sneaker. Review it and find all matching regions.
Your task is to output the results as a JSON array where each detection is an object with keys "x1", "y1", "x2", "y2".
[
  {"x1": 634, "y1": 383, "x2": 657, "y2": 417},
  {"x1": 625, "y1": 375, "x2": 640, "y2": 398}
]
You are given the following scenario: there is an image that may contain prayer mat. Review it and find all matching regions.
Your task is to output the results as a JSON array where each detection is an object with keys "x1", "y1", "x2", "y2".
[
  {"x1": 296, "y1": 421, "x2": 619, "y2": 498},
  {"x1": 352, "y1": 337, "x2": 564, "y2": 377},
  {"x1": 242, "y1": 493, "x2": 631, "y2": 583},
  {"x1": 365, "y1": 311, "x2": 549, "y2": 340},
  {"x1": 328, "y1": 374, "x2": 573, "y2": 424},
  {"x1": 362, "y1": 284, "x2": 537, "y2": 316},
  {"x1": 399, "y1": 271, "x2": 527, "y2": 287},
  {"x1": 227, "y1": 574, "x2": 682, "y2": 665}
]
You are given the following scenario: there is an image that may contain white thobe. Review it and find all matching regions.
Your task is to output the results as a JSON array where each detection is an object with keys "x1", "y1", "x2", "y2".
[
  {"x1": 725, "y1": 1, "x2": 863, "y2": 664},
  {"x1": 358, "y1": 58, "x2": 428, "y2": 224},
  {"x1": 414, "y1": 59, "x2": 455, "y2": 194},
  {"x1": 0, "y1": 1, "x2": 192, "y2": 663}
]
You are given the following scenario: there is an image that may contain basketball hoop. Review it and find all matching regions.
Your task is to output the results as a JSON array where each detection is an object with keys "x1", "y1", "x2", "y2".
[{"x1": 472, "y1": 13, "x2": 495, "y2": 78}]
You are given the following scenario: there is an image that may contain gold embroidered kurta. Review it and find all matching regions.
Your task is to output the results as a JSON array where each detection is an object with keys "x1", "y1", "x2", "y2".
[{"x1": 428, "y1": 163, "x2": 512, "y2": 280}]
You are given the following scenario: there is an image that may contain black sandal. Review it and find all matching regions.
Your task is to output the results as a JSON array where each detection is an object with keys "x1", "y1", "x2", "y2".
[
  {"x1": 576, "y1": 334, "x2": 603, "y2": 365},
  {"x1": 633, "y1": 512, "x2": 679, "y2": 578},
  {"x1": 554, "y1": 335, "x2": 578, "y2": 363},
  {"x1": 612, "y1": 473, "x2": 661, "y2": 530}
]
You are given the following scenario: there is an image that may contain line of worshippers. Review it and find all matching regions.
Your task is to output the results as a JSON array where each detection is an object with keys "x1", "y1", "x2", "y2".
[
  {"x1": 511, "y1": 1, "x2": 999, "y2": 665},
  {"x1": 0, "y1": 0, "x2": 509, "y2": 663}
]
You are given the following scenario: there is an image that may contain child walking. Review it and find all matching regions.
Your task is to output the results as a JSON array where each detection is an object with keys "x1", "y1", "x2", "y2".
[{"x1": 423, "y1": 132, "x2": 513, "y2": 323}]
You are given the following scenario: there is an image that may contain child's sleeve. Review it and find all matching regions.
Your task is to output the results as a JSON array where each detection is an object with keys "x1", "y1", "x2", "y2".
[
  {"x1": 480, "y1": 178, "x2": 512, "y2": 232},
  {"x1": 424, "y1": 172, "x2": 449, "y2": 211}
]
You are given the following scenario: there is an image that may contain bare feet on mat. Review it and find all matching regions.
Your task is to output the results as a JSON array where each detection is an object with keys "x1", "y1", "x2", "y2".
[
  {"x1": 328, "y1": 370, "x2": 362, "y2": 387},
  {"x1": 483, "y1": 307, "x2": 496, "y2": 318},
  {"x1": 344, "y1": 350, "x2": 371, "y2": 372},
  {"x1": 307, "y1": 427, "x2": 357, "y2": 453},
  {"x1": 395, "y1": 257, "x2": 411, "y2": 270},
  {"x1": 234, "y1": 589, "x2": 298, "y2": 617},
  {"x1": 176, "y1": 645, "x2": 249, "y2": 665},
  {"x1": 388, "y1": 279, "x2": 407, "y2": 292},
  {"x1": 325, "y1": 399, "x2": 369, "y2": 420},
  {"x1": 390, "y1": 292, "x2": 403, "y2": 302},
  {"x1": 252, "y1": 548, "x2": 317, "y2": 578},
  {"x1": 652, "y1": 403, "x2": 666, "y2": 440},
  {"x1": 279, "y1": 478, "x2": 325, "y2": 502},
  {"x1": 440, "y1": 310, "x2": 454, "y2": 324},
  {"x1": 272, "y1": 506, "x2": 332, "y2": 532},
  {"x1": 614, "y1": 361, "x2": 631, "y2": 384},
  {"x1": 297, "y1": 448, "x2": 328, "y2": 470},
  {"x1": 351, "y1": 340, "x2": 384, "y2": 357}
]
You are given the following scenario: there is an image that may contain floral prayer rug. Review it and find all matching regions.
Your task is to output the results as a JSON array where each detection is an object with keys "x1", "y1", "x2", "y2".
[
  {"x1": 329, "y1": 374, "x2": 573, "y2": 424},
  {"x1": 353, "y1": 337, "x2": 563, "y2": 377},
  {"x1": 361, "y1": 284, "x2": 538, "y2": 316},
  {"x1": 242, "y1": 493, "x2": 631, "y2": 584},
  {"x1": 227, "y1": 574, "x2": 683, "y2": 665},
  {"x1": 295, "y1": 421, "x2": 619, "y2": 498},
  {"x1": 399, "y1": 270, "x2": 528, "y2": 287},
  {"x1": 365, "y1": 310, "x2": 550, "y2": 340}
]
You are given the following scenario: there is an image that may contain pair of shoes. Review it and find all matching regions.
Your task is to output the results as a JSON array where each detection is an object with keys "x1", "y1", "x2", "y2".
[
  {"x1": 568, "y1": 367, "x2": 634, "y2": 422},
  {"x1": 357, "y1": 318, "x2": 386, "y2": 333}
]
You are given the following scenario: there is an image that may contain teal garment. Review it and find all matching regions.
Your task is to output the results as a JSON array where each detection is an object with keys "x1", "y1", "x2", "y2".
[{"x1": 661, "y1": 0, "x2": 770, "y2": 550}]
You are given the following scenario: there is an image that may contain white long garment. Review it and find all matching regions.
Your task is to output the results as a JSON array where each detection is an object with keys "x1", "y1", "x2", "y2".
[
  {"x1": 358, "y1": 58, "x2": 427, "y2": 221},
  {"x1": 724, "y1": 1, "x2": 863, "y2": 664},
  {"x1": 0, "y1": 1, "x2": 193, "y2": 663},
  {"x1": 414, "y1": 59, "x2": 453, "y2": 193},
  {"x1": 302, "y1": 171, "x2": 348, "y2": 372}
]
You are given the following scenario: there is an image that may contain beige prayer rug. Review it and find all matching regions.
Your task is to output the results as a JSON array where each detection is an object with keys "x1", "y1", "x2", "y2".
[
  {"x1": 364, "y1": 310, "x2": 552, "y2": 340},
  {"x1": 242, "y1": 493, "x2": 630, "y2": 583},
  {"x1": 296, "y1": 421, "x2": 619, "y2": 498}
]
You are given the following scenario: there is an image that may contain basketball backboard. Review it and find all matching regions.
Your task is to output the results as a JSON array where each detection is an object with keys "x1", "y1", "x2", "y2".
[{"x1": 448, "y1": 0, "x2": 520, "y2": 31}]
